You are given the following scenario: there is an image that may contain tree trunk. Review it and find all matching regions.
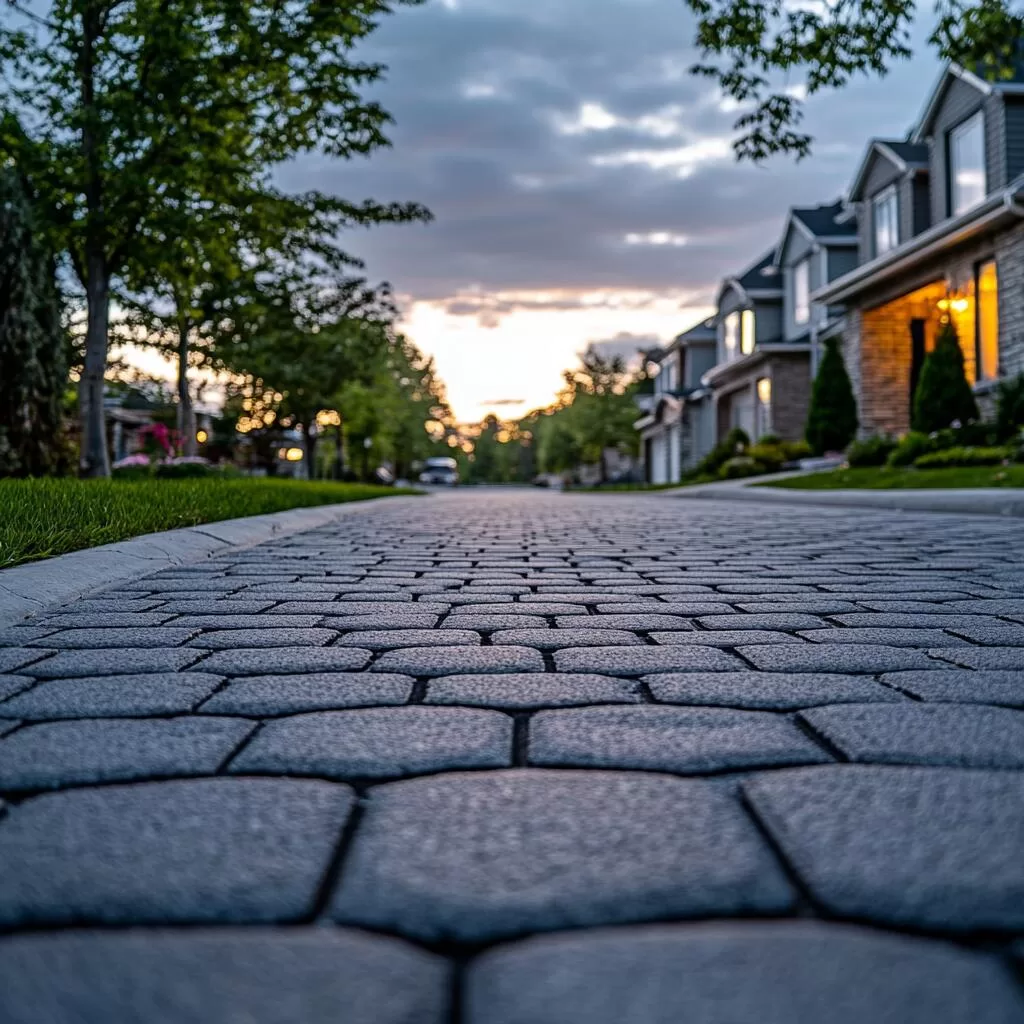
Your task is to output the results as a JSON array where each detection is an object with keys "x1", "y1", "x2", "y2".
[
  {"x1": 79, "y1": 253, "x2": 111, "y2": 477},
  {"x1": 301, "y1": 421, "x2": 317, "y2": 480},
  {"x1": 334, "y1": 422, "x2": 345, "y2": 479},
  {"x1": 176, "y1": 307, "x2": 196, "y2": 457},
  {"x1": 598, "y1": 448, "x2": 609, "y2": 485}
]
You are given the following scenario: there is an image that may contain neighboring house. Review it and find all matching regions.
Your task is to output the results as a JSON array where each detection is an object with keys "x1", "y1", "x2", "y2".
[
  {"x1": 702, "y1": 250, "x2": 788, "y2": 440},
  {"x1": 634, "y1": 319, "x2": 717, "y2": 483},
  {"x1": 816, "y1": 61, "x2": 1024, "y2": 436}
]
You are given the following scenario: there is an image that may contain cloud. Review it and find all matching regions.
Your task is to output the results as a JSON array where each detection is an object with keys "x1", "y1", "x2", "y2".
[{"x1": 584, "y1": 332, "x2": 662, "y2": 367}]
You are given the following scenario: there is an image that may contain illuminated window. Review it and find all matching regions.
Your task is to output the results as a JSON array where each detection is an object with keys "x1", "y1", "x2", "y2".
[
  {"x1": 872, "y1": 186, "x2": 898, "y2": 256},
  {"x1": 793, "y1": 259, "x2": 810, "y2": 325},
  {"x1": 950, "y1": 113, "x2": 986, "y2": 216},
  {"x1": 723, "y1": 312, "x2": 740, "y2": 361},
  {"x1": 740, "y1": 310, "x2": 755, "y2": 354},
  {"x1": 756, "y1": 377, "x2": 772, "y2": 436},
  {"x1": 976, "y1": 259, "x2": 999, "y2": 382}
]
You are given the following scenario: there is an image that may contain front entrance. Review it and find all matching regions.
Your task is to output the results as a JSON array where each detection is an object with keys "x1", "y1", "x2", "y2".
[{"x1": 909, "y1": 318, "x2": 927, "y2": 413}]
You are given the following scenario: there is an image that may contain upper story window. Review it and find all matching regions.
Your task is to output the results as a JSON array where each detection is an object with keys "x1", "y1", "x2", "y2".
[
  {"x1": 793, "y1": 259, "x2": 810, "y2": 325},
  {"x1": 950, "y1": 112, "x2": 986, "y2": 216},
  {"x1": 723, "y1": 312, "x2": 740, "y2": 361},
  {"x1": 872, "y1": 185, "x2": 898, "y2": 256},
  {"x1": 741, "y1": 310, "x2": 755, "y2": 354},
  {"x1": 662, "y1": 359, "x2": 677, "y2": 393}
]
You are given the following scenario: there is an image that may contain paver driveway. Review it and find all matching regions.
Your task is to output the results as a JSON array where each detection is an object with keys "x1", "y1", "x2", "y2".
[{"x1": 1, "y1": 489, "x2": 1024, "y2": 1023}]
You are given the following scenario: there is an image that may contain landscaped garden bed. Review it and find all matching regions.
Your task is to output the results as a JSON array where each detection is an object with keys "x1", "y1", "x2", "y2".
[{"x1": 0, "y1": 478, "x2": 419, "y2": 569}]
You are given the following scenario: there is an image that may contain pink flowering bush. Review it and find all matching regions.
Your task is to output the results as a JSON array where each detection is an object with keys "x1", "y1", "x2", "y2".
[{"x1": 136, "y1": 423, "x2": 179, "y2": 458}]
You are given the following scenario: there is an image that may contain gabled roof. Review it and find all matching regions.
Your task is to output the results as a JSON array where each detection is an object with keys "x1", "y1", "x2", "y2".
[
  {"x1": 672, "y1": 316, "x2": 716, "y2": 347},
  {"x1": 772, "y1": 201, "x2": 857, "y2": 267},
  {"x1": 848, "y1": 140, "x2": 929, "y2": 202},
  {"x1": 913, "y1": 61, "x2": 1024, "y2": 141},
  {"x1": 717, "y1": 249, "x2": 782, "y2": 309}
]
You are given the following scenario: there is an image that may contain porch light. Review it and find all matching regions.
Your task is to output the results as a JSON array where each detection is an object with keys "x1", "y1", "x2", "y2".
[
  {"x1": 285, "y1": 448, "x2": 304, "y2": 462},
  {"x1": 195, "y1": 430, "x2": 208, "y2": 444},
  {"x1": 757, "y1": 378, "x2": 772, "y2": 404}
]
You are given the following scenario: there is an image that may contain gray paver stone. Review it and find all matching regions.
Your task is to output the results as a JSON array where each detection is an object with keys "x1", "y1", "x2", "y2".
[
  {"x1": 0, "y1": 929, "x2": 450, "y2": 1024},
  {"x1": 321, "y1": 614, "x2": 442, "y2": 630},
  {"x1": 25, "y1": 627, "x2": 200, "y2": 649},
  {"x1": 426, "y1": 673, "x2": 642, "y2": 708},
  {"x1": 0, "y1": 716, "x2": 255, "y2": 790},
  {"x1": 490, "y1": 628, "x2": 643, "y2": 649},
  {"x1": 23, "y1": 649, "x2": 205, "y2": 677},
  {"x1": 331, "y1": 769, "x2": 793, "y2": 942},
  {"x1": 0, "y1": 777, "x2": 354, "y2": 925},
  {"x1": 932, "y1": 647, "x2": 1024, "y2": 670},
  {"x1": 696, "y1": 614, "x2": 828, "y2": 630},
  {"x1": 187, "y1": 628, "x2": 338, "y2": 649},
  {"x1": 645, "y1": 672, "x2": 902, "y2": 709},
  {"x1": 652, "y1": 630, "x2": 810, "y2": 647},
  {"x1": 0, "y1": 673, "x2": 223, "y2": 720},
  {"x1": 0, "y1": 649, "x2": 52, "y2": 673},
  {"x1": 554, "y1": 646, "x2": 744, "y2": 675},
  {"x1": 333, "y1": 629, "x2": 481, "y2": 649},
  {"x1": 800, "y1": 703, "x2": 1024, "y2": 769},
  {"x1": 464, "y1": 921, "x2": 1024, "y2": 1024},
  {"x1": 529, "y1": 706, "x2": 830, "y2": 773},
  {"x1": 882, "y1": 670, "x2": 1024, "y2": 706},
  {"x1": 738, "y1": 644, "x2": 941, "y2": 673},
  {"x1": 199, "y1": 673, "x2": 414, "y2": 714},
  {"x1": 372, "y1": 646, "x2": 544, "y2": 676},
  {"x1": 0, "y1": 675, "x2": 34, "y2": 703},
  {"x1": 195, "y1": 647, "x2": 371, "y2": 675},
  {"x1": 744, "y1": 765, "x2": 1024, "y2": 931},
  {"x1": 230, "y1": 707, "x2": 512, "y2": 778},
  {"x1": 797, "y1": 628, "x2": 970, "y2": 647}
]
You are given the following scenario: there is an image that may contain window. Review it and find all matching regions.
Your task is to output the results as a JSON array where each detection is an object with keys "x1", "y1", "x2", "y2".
[
  {"x1": 976, "y1": 259, "x2": 999, "y2": 382},
  {"x1": 756, "y1": 377, "x2": 772, "y2": 437},
  {"x1": 723, "y1": 312, "x2": 740, "y2": 361},
  {"x1": 872, "y1": 186, "x2": 898, "y2": 256},
  {"x1": 793, "y1": 259, "x2": 810, "y2": 325},
  {"x1": 950, "y1": 112, "x2": 986, "y2": 216},
  {"x1": 740, "y1": 310, "x2": 755, "y2": 354}
]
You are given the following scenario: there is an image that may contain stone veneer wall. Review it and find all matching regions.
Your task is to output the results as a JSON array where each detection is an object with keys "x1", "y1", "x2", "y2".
[{"x1": 770, "y1": 353, "x2": 813, "y2": 441}]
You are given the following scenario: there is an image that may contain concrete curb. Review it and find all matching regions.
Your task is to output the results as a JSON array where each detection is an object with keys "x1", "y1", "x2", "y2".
[
  {"x1": 665, "y1": 484, "x2": 1024, "y2": 517},
  {"x1": 0, "y1": 495, "x2": 427, "y2": 629}
]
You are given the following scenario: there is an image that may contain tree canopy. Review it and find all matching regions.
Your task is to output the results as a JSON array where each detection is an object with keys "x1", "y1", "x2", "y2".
[{"x1": 687, "y1": 0, "x2": 1022, "y2": 160}]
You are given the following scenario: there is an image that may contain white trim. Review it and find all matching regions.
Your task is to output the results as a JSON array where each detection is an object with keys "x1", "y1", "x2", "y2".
[
  {"x1": 913, "y1": 62, "x2": 989, "y2": 141},
  {"x1": 874, "y1": 141, "x2": 909, "y2": 173}
]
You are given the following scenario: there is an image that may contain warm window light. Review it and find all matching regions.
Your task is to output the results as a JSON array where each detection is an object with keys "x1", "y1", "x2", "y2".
[
  {"x1": 195, "y1": 430, "x2": 208, "y2": 444},
  {"x1": 757, "y1": 378, "x2": 772, "y2": 404},
  {"x1": 285, "y1": 448, "x2": 304, "y2": 462},
  {"x1": 740, "y1": 310, "x2": 756, "y2": 354},
  {"x1": 937, "y1": 297, "x2": 970, "y2": 313}
]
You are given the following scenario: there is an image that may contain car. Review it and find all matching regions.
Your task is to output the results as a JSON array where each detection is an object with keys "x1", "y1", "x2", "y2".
[{"x1": 419, "y1": 456, "x2": 459, "y2": 486}]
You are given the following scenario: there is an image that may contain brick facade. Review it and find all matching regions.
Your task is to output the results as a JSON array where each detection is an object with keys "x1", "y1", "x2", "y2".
[
  {"x1": 713, "y1": 352, "x2": 811, "y2": 442},
  {"x1": 842, "y1": 221, "x2": 1024, "y2": 437}
]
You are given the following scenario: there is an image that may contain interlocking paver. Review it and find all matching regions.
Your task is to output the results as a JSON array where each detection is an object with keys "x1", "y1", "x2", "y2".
[
  {"x1": 529, "y1": 706, "x2": 830, "y2": 772},
  {"x1": 426, "y1": 672, "x2": 642, "y2": 708},
  {"x1": 554, "y1": 646, "x2": 744, "y2": 674},
  {"x1": 333, "y1": 628, "x2": 481, "y2": 649},
  {"x1": 644, "y1": 671, "x2": 902, "y2": 709},
  {"x1": 738, "y1": 644, "x2": 940, "y2": 673},
  {"x1": 0, "y1": 716, "x2": 254, "y2": 790},
  {"x1": 7, "y1": 492, "x2": 1024, "y2": 1019},
  {"x1": 199, "y1": 672, "x2": 414, "y2": 714},
  {"x1": 0, "y1": 673, "x2": 223, "y2": 719},
  {"x1": 0, "y1": 778, "x2": 353, "y2": 924},
  {"x1": 799, "y1": 704, "x2": 1024, "y2": 768},
  {"x1": 22, "y1": 648, "x2": 205, "y2": 677},
  {"x1": 465, "y1": 922, "x2": 1024, "y2": 1024},
  {"x1": 230, "y1": 707, "x2": 512, "y2": 778},
  {"x1": 882, "y1": 670, "x2": 1024, "y2": 706},
  {"x1": 195, "y1": 647, "x2": 371, "y2": 675},
  {"x1": 373, "y1": 646, "x2": 544, "y2": 675},
  {"x1": 0, "y1": 930, "x2": 451, "y2": 1024},
  {"x1": 931, "y1": 647, "x2": 1024, "y2": 670},
  {"x1": 744, "y1": 765, "x2": 1024, "y2": 931},
  {"x1": 0, "y1": 675, "x2": 34, "y2": 703},
  {"x1": 490, "y1": 628, "x2": 643, "y2": 648},
  {"x1": 331, "y1": 769, "x2": 793, "y2": 941}
]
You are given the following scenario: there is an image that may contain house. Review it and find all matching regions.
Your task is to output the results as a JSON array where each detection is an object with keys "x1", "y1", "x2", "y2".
[
  {"x1": 816, "y1": 62, "x2": 1024, "y2": 436},
  {"x1": 634, "y1": 319, "x2": 717, "y2": 482}
]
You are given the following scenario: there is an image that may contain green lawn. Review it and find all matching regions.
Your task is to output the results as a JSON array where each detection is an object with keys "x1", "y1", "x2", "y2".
[
  {"x1": 761, "y1": 466, "x2": 1024, "y2": 491},
  {"x1": 0, "y1": 478, "x2": 419, "y2": 569}
]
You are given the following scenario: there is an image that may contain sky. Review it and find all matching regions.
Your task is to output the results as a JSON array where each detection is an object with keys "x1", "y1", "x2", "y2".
[{"x1": 275, "y1": 0, "x2": 937, "y2": 424}]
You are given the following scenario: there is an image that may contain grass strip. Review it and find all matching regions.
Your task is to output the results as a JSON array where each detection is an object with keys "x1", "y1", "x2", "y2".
[
  {"x1": 759, "y1": 466, "x2": 1024, "y2": 491},
  {"x1": 0, "y1": 478, "x2": 420, "y2": 569}
]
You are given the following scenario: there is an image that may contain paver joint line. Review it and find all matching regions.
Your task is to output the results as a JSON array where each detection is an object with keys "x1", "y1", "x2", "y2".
[{"x1": 1, "y1": 490, "x2": 1024, "y2": 1022}]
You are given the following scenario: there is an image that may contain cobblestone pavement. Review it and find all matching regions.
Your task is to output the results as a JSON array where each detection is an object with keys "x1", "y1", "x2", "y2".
[{"x1": 2, "y1": 490, "x2": 1024, "y2": 1022}]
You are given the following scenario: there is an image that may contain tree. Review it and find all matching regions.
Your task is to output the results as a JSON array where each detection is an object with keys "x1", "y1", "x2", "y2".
[
  {"x1": 1, "y1": 0, "x2": 428, "y2": 475},
  {"x1": 686, "y1": 0, "x2": 1022, "y2": 160},
  {"x1": 0, "y1": 169, "x2": 69, "y2": 476},
  {"x1": 912, "y1": 320, "x2": 980, "y2": 432},
  {"x1": 805, "y1": 337, "x2": 858, "y2": 454}
]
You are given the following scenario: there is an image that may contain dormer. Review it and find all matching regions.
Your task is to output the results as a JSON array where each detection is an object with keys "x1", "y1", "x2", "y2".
[
  {"x1": 912, "y1": 62, "x2": 1024, "y2": 227},
  {"x1": 713, "y1": 251, "x2": 782, "y2": 367},
  {"x1": 848, "y1": 140, "x2": 930, "y2": 264}
]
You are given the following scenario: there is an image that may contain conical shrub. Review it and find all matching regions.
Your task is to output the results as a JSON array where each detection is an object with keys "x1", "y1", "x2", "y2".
[
  {"x1": 911, "y1": 320, "x2": 978, "y2": 433},
  {"x1": 805, "y1": 337, "x2": 858, "y2": 454}
]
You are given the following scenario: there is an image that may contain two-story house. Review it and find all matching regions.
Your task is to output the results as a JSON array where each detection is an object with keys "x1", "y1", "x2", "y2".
[
  {"x1": 634, "y1": 318, "x2": 716, "y2": 483},
  {"x1": 816, "y1": 62, "x2": 1024, "y2": 435}
]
